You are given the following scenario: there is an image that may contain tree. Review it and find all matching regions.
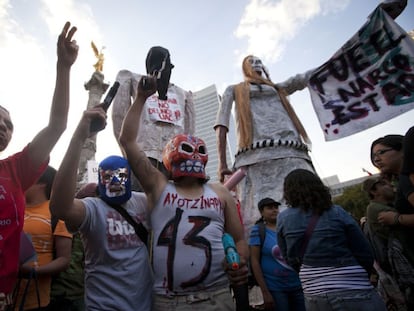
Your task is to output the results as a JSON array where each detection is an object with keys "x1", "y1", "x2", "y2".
[{"x1": 333, "y1": 183, "x2": 370, "y2": 221}]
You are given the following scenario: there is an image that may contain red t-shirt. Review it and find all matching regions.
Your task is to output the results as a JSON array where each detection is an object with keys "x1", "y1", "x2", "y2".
[{"x1": 0, "y1": 145, "x2": 48, "y2": 293}]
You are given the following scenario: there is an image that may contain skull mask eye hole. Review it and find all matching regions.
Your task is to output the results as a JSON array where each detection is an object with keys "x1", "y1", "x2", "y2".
[
  {"x1": 198, "y1": 145, "x2": 207, "y2": 155},
  {"x1": 116, "y1": 168, "x2": 129, "y2": 182},
  {"x1": 248, "y1": 57, "x2": 262, "y2": 66},
  {"x1": 102, "y1": 172, "x2": 113, "y2": 183},
  {"x1": 100, "y1": 167, "x2": 129, "y2": 185},
  {"x1": 179, "y1": 142, "x2": 194, "y2": 155}
]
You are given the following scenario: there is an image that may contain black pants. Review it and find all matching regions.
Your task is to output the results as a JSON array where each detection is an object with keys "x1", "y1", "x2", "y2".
[{"x1": 47, "y1": 296, "x2": 84, "y2": 311}]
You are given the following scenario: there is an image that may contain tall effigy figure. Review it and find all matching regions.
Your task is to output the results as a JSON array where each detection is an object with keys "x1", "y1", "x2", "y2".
[
  {"x1": 215, "y1": 0, "x2": 408, "y2": 234},
  {"x1": 215, "y1": 56, "x2": 315, "y2": 233},
  {"x1": 112, "y1": 46, "x2": 195, "y2": 190}
]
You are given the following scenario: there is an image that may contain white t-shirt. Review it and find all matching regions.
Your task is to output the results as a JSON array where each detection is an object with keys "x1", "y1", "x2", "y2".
[{"x1": 80, "y1": 192, "x2": 152, "y2": 310}]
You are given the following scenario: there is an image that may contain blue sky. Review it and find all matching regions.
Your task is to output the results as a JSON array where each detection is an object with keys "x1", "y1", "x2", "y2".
[{"x1": 0, "y1": 0, "x2": 413, "y2": 182}]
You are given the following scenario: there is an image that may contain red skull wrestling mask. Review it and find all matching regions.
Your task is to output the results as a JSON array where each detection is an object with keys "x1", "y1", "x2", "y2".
[{"x1": 162, "y1": 134, "x2": 208, "y2": 181}]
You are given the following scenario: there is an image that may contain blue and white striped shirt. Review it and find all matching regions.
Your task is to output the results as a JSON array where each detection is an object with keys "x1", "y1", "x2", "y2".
[{"x1": 299, "y1": 265, "x2": 373, "y2": 295}]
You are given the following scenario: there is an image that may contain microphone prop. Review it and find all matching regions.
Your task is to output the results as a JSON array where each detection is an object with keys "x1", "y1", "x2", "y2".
[
  {"x1": 144, "y1": 55, "x2": 169, "y2": 100},
  {"x1": 154, "y1": 55, "x2": 169, "y2": 100},
  {"x1": 90, "y1": 81, "x2": 120, "y2": 132}
]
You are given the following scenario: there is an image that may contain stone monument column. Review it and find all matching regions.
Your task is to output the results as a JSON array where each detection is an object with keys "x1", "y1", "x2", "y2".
[{"x1": 77, "y1": 42, "x2": 109, "y2": 186}]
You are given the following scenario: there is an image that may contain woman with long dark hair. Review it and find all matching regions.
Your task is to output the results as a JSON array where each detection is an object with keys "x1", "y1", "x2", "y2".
[{"x1": 277, "y1": 169, "x2": 386, "y2": 311}]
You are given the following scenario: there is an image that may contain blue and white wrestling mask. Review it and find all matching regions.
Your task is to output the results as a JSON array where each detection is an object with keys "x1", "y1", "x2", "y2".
[{"x1": 98, "y1": 156, "x2": 131, "y2": 205}]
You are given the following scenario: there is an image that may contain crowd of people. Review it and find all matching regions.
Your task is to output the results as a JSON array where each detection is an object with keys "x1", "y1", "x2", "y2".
[{"x1": 0, "y1": 0, "x2": 413, "y2": 310}]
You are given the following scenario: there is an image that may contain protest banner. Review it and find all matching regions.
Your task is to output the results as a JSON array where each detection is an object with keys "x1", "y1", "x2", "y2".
[{"x1": 308, "y1": 7, "x2": 414, "y2": 141}]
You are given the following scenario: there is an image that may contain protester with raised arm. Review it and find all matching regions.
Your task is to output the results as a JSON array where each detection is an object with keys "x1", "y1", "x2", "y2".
[
  {"x1": 0, "y1": 22, "x2": 78, "y2": 310},
  {"x1": 120, "y1": 76, "x2": 248, "y2": 311}
]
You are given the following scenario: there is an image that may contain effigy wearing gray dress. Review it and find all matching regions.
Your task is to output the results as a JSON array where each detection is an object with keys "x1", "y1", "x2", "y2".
[{"x1": 215, "y1": 73, "x2": 315, "y2": 234}]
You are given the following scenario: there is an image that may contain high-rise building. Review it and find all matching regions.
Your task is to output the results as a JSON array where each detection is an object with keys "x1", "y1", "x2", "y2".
[{"x1": 193, "y1": 85, "x2": 234, "y2": 182}]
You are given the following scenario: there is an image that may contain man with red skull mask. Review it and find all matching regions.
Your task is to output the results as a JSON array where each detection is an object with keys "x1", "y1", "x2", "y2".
[
  {"x1": 119, "y1": 76, "x2": 248, "y2": 311},
  {"x1": 162, "y1": 134, "x2": 209, "y2": 181},
  {"x1": 112, "y1": 46, "x2": 195, "y2": 190}
]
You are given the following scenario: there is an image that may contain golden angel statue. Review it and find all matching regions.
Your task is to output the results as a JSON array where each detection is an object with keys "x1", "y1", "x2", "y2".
[{"x1": 91, "y1": 41, "x2": 105, "y2": 72}]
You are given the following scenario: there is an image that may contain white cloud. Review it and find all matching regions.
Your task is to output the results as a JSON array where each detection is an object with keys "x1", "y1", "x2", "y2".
[
  {"x1": 40, "y1": 0, "x2": 105, "y2": 74},
  {"x1": 235, "y1": 0, "x2": 350, "y2": 64},
  {"x1": 38, "y1": 0, "x2": 122, "y2": 166},
  {"x1": 319, "y1": 0, "x2": 349, "y2": 15},
  {"x1": 0, "y1": 0, "x2": 12, "y2": 35},
  {"x1": 0, "y1": 0, "x2": 52, "y2": 153},
  {"x1": 0, "y1": 0, "x2": 119, "y2": 167}
]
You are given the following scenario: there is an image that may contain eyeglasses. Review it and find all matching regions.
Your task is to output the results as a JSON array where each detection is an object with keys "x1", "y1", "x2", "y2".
[{"x1": 372, "y1": 148, "x2": 394, "y2": 159}]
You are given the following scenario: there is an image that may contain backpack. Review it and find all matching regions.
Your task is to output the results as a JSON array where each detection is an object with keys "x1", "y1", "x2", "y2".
[
  {"x1": 248, "y1": 221, "x2": 266, "y2": 287},
  {"x1": 364, "y1": 223, "x2": 414, "y2": 310},
  {"x1": 363, "y1": 222, "x2": 390, "y2": 273}
]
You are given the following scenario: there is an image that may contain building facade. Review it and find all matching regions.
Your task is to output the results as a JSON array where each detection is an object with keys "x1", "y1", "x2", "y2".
[{"x1": 193, "y1": 84, "x2": 234, "y2": 182}]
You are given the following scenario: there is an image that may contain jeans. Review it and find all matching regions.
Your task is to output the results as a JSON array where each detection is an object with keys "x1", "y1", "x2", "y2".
[
  {"x1": 152, "y1": 287, "x2": 234, "y2": 311},
  {"x1": 269, "y1": 287, "x2": 306, "y2": 311},
  {"x1": 305, "y1": 288, "x2": 387, "y2": 311}
]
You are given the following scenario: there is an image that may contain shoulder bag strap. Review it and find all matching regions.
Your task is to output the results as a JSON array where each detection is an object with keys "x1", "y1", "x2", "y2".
[
  {"x1": 109, "y1": 203, "x2": 148, "y2": 247},
  {"x1": 258, "y1": 221, "x2": 266, "y2": 249},
  {"x1": 15, "y1": 268, "x2": 40, "y2": 311},
  {"x1": 299, "y1": 213, "x2": 320, "y2": 258}
]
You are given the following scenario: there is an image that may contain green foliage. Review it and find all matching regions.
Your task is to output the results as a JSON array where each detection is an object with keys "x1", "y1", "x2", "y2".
[{"x1": 333, "y1": 183, "x2": 370, "y2": 221}]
